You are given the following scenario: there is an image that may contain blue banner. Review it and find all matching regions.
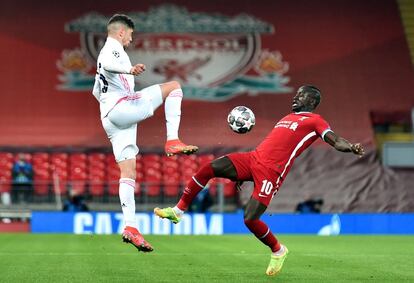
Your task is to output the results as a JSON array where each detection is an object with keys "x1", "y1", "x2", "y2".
[{"x1": 31, "y1": 212, "x2": 414, "y2": 235}]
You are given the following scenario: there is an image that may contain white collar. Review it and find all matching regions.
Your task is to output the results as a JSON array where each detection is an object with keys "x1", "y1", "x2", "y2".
[
  {"x1": 293, "y1": 111, "x2": 312, "y2": 114},
  {"x1": 106, "y1": 37, "x2": 123, "y2": 49}
]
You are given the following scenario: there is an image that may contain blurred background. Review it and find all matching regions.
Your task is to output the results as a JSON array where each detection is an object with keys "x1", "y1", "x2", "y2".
[{"x1": 0, "y1": 0, "x2": 413, "y2": 234}]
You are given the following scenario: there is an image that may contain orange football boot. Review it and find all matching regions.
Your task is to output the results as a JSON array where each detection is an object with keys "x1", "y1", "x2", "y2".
[
  {"x1": 122, "y1": 226, "x2": 153, "y2": 252},
  {"x1": 165, "y1": 139, "x2": 198, "y2": 157}
]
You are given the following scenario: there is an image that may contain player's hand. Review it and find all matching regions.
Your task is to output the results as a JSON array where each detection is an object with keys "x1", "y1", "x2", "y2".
[
  {"x1": 351, "y1": 143, "x2": 364, "y2": 157},
  {"x1": 130, "y1": 64, "x2": 146, "y2": 76}
]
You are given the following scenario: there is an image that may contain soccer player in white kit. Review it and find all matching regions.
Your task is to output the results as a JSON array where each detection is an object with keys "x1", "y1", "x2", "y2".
[{"x1": 92, "y1": 14, "x2": 198, "y2": 252}]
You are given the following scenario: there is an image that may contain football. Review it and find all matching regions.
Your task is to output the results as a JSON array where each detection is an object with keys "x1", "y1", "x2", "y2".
[{"x1": 227, "y1": 106, "x2": 256, "y2": 134}]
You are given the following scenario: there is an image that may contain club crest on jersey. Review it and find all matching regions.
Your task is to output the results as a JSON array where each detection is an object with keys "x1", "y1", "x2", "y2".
[
  {"x1": 112, "y1": 50, "x2": 120, "y2": 58},
  {"x1": 57, "y1": 4, "x2": 292, "y2": 100}
]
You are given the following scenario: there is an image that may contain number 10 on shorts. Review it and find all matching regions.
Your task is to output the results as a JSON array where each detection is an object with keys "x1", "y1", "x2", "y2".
[{"x1": 260, "y1": 180, "x2": 273, "y2": 196}]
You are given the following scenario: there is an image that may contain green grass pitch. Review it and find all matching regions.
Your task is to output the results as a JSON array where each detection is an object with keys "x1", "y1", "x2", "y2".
[{"x1": 0, "y1": 234, "x2": 413, "y2": 282}]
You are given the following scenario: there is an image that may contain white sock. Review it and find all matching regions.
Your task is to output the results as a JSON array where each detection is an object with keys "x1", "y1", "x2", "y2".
[
  {"x1": 119, "y1": 178, "x2": 137, "y2": 228},
  {"x1": 165, "y1": 89, "x2": 183, "y2": 140},
  {"x1": 272, "y1": 245, "x2": 285, "y2": 256},
  {"x1": 172, "y1": 206, "x2": 184, "y2": 217}
]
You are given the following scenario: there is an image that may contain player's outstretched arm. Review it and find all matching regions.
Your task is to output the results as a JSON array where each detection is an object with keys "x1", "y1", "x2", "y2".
[
  {"x1": 102, "y1": 62, "x2": 145, "y2": 75},
  {"x1": 323, "y1": 131, "x2": 364, "y2": 156}
]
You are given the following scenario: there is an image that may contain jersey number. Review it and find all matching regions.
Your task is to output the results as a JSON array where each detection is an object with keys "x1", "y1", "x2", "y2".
[
  {"x1": 260, "y1": 180, "x2": 273, "y2": 195},
  {"x1": 99, "y1": 74, "x2": 108, "y2": 93},
  {"x1": 98, "y1": 63, "x2": 108, "y2": 93}
]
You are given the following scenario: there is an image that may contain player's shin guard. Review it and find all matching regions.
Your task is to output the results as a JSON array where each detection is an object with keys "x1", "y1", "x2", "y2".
[
  {"x1": 119, "y1": 178, "x2": 137, "y2": 228},
  {"x1": 244, "y1": 219, "x2": 281, "y2": 252},
  {"x1": 165, "y1": 88, "x2": 183, "y2": 140},
  {"x1": 176, "y1": 163, "x2": 215, "y2": 211}
]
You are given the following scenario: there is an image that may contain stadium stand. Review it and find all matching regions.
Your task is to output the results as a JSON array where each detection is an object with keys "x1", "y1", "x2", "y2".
[
  {"x1": 0, "y1": 152, "x2": 13, "y2": 195},
  {"x1": 0, "y1": 150, "x2": 244, "y2": 212},
  {"x1": 88, "y1": 153, "x2": 106, "y2": 198}
]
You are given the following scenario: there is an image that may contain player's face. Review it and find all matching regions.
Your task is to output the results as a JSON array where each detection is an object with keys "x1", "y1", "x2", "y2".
[
  {"x1": 121, "y1": 28, "x2": 133, "y2": 47},
  {"x1": 292, "y1": 88, "x2": 313, "y2": 112}
]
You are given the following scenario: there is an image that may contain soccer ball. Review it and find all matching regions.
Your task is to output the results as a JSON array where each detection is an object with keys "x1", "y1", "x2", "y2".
[{"x1": 227, "y1": 106, "x2": 255, "y2": 134}]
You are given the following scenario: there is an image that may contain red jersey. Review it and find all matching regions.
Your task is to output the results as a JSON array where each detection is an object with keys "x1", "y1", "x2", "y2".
[{"x1": 253, "y1": 112, "x2": 331, "y2": 180}]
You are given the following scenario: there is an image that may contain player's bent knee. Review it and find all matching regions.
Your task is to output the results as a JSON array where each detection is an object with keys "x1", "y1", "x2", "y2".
[
  {"x1": 244, "y1": 218, "x2": 256, "y2": 227},
  {"x1": 244, "y1": 213, "x2": 256, "y2": 222},
  {"x1": 163, "y1": 81, "x2": 181, "y2": 94},
  {"x1": 168, "y1": 80, "x2": 181, "y2": 90}
]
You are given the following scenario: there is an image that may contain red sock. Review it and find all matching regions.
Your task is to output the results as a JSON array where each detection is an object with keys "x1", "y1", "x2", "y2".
[
  {"x1": 244, "y1": 219, "x2": 280, "y2": 252},
  {"x1": 177, "y1": 163, "x2": 215, "y2": 211}
]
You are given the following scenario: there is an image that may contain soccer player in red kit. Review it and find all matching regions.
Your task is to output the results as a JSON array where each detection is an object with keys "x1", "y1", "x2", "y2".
[{"x1": 155, "y1": 85, "x2": 364, "y2": 276}]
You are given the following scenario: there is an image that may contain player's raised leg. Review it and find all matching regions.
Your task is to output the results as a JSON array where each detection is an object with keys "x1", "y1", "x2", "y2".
[
  {"x1": 154, "y1": 162, "x2": 214, "y2": 223},
  {"x1": 159, "y1": 81, "x2": 198, "y2": 156},
  {"x1": 244, "y1": 198, "x2": 288, "y2": 276},
  {"x1": 154, "y1": 156, "x2": 235, "y2": 222},
  {"x1": 118, "y1": 159, "x2": 153, "y2": 252}
]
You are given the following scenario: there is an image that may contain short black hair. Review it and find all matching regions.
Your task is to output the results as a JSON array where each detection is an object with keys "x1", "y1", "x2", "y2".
[
  {"x1": 300, "y1": 85, "x2": 321, "y2": 108},
  {"x1": 107, "y1": 14, "x2": 135, "y2": 29}
]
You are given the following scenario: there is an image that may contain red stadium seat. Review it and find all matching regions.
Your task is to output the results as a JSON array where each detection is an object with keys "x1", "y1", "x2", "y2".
[
  {"x1": 70, "y1": 168, "x2": 87, "y2": 195},
  {"x1": 179, "y1": 155, "x2": 198, "y2": 170},
  {"x1": 89, "y1": 181, "x2": 105, "y2": 197},
  {"x1": 136, "y1": 159, "x2": 143, "y2": 171},
  {"x1": 88, "y1": 153, "x2": 106, "y2": 197},
  {"x1": 51, "y1": 153, "x2": 68, "y2": 164},
  {"x1": 144, "y1": 167, "x2": 162, "y2": 197},
  {"x1": 106, "y1": 154, "x2": 119, "y2": 196},
  {"x1": 197, "y1": 154, "x2": 215, "y2": 166},
  {"x1": 106, "y1": 154, "x2": 117, "y2": 169},
  {"x1": 89, "y1": 152, "x2": 106, "y2": 161},
  {"x1": 107, "y1": 180, "x2": 119, "y2": 196},
  {"x1": 207, "y1": 178, "x2": 218, "y2": 197},
  {"x1": 135, "y1": 171, "x2": 144, "y2": 196},
  {"x1": 69, "y1": 153, "x2": 88, "y2": 195},
  {"x1": 33, "y1": 165, "x2": 50, "y2": 196},
  {"x1": 142, "y1": 154, "x2": 161, "y2": 163},
  {"x1": 163, "y1": 172, "x2": 181, "y2": 197},
  {"x1": 34, "y1": 185, "x2": 49, "y2": 196},
  {"x1": 33, "y1": 161, "x2": 49, "y2": 172},
  {"x1": 142, "y1": 155, "x2": 162, "y2": 176},
  {"x1": 33, "y1": 154, "x2": 51, "y2": 196},
  {"x1": 70, "y1": 153, "x2": 87, "y2": 162},
  {"x1": 0, "y1": 152, "x2": 13, "y2": 163},
  {"x1": 32, "y1": 152, "x2": 49, "y2": 162},
  {"x1": 180, "y1": 167, "x2": 197, "y2": 184},
  {"x1": 0, "y1": 171, "x2": 12, "y2": 193},
  {"x1": 0, "y1": 161, "x2": 13, "y2": 173},
  {"x1": 216, "y1": 178, "x2": 237, "y2": 198},
  {"x1": 145, "y1": 183, "x2": 161, "y2": 197},
  {"x1": 51, "y1": 168, "x2": 68, "y2": 195},
  {"x1": 0, "y1": 153, "x2": 14, "y2": 194}
]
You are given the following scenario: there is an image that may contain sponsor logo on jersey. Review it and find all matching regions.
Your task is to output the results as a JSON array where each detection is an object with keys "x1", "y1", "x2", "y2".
[{"x1": 57, "y1": 4, "x2": 292, "y2": 100}]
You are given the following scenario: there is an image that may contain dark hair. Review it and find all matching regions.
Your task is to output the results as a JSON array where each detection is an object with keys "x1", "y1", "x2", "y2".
[
  {"x1": 300, "y1": 85, "x2": 321, "y2": 108},
  {"x1": 107, "y1": 14, "x2": 135, "y2": 29}
]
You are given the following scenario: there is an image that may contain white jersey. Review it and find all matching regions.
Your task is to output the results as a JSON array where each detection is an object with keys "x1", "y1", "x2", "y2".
[{"x1": 92, "y1": 37, "x2": 135, "y2": 119}]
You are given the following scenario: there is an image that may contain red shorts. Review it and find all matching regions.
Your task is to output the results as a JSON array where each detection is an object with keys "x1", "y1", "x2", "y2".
[{"x1": 227, "y1": 152, "x2": 283, "y2": 206}]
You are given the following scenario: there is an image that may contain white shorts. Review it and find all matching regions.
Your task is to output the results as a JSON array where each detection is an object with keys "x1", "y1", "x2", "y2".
[{"x1": 102, "y1": 84, "x2": 163, "y2": 162}]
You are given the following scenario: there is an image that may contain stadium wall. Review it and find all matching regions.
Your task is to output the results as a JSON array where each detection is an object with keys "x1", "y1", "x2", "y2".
[
  {"x1": 0, "y1": 0, "x2": 413, "y2": 148},
  {"x1": 31, "y1": 212, "x2": 414, "y2": 235}
]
